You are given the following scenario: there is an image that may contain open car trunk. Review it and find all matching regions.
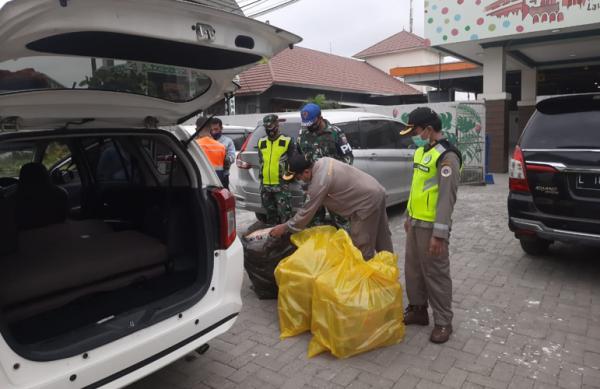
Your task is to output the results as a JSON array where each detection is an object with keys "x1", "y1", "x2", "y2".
[{"x1": 0, "y1": 130, "x2": 215, "y2": 361}]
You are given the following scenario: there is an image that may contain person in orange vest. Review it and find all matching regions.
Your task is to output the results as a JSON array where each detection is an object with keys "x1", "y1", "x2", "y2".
[{"x1": 195, "y1": 116, "x2": 227, "y2": 184}]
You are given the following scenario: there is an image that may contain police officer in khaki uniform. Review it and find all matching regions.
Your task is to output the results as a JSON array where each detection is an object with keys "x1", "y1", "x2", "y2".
[
  {"x1": 400, "y1": 107, "x2": 462, "y2": 344},
  {"x1": 269, "y1": 154, "x2": 393, "y2": 260}
]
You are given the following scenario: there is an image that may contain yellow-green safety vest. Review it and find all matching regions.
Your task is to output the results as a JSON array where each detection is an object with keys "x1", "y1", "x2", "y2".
[
  {"x1": 407, "y1": 140, "x2": 461, "y2": 222},
  {"x1": 259, "y1": 135, "x2": 291, "y2": 185}
]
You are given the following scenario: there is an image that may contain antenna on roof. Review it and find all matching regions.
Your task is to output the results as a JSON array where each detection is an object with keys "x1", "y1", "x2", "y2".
[{"x1": 410, "y1": 0, "x2": 413, "y2": 33}]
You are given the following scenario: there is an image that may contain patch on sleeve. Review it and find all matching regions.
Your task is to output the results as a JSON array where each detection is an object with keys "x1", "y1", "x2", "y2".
[{"x1": 440, "y1": 165, "x2": 453, "y2": 177}]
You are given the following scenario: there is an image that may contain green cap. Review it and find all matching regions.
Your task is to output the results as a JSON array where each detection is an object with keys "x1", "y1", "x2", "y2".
[{"x1": 263, "y1": 114, "x2": 279, "y2": 130}]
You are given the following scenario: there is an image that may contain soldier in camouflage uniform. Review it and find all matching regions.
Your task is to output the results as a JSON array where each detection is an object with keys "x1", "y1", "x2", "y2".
[
  {"x1": 258, "y1": 114, "x2": 294, "y2": 225},
  {"x1": 297, "y1": 103, "x2": 353, "y2": 230}
]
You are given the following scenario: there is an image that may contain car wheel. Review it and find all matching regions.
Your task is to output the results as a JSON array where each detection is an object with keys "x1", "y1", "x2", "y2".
[
  {"x1": 255, "y1": 212, "x2": 267, "y2": 223},
  {"x1": 519, "y1": 237, "x2": 551, "y2": 256}
]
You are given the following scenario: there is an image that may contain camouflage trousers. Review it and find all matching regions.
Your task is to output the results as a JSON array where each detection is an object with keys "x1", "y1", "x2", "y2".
[
  {"x1": 308, "y1": 207, "x2": 350, "y2": 232},
  {"x1": 260, "y1": 184, "x2": 293, "y2": 225}
]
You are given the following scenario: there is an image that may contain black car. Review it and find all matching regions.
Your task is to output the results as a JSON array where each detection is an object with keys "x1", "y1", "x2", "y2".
[{"x1": 508, "y1": 93, "x2": 600, "y2": 255}]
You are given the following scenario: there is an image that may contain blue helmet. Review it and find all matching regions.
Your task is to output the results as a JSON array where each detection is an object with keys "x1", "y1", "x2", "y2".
[{"x1": 300, "y1": 103, "x2": 321, "y2": 127}]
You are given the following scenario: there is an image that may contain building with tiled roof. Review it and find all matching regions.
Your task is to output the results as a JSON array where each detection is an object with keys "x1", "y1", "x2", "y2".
[
  {"x1": 353, "y1": 30, "x2": 484, "y2": 102},
  {"x1": 352, "y1": 30, "x2": 443, "y2": 96},
  {"x1": 232, "y1": 46, "x2": 424, "y2": 114}
]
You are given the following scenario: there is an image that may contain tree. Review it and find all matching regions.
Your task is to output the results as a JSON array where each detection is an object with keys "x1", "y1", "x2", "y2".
[{"x1": 305, "y1": 94, "x2": 341, "y2": 109}]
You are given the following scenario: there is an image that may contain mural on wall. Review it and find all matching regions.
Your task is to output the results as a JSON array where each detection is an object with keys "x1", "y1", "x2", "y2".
[
  {"x1": 456, "y1": 104, "x2": 483, "y2": 165},
  {"x1": 425, "y1": 0, "x2": 597, "y2": 45}
]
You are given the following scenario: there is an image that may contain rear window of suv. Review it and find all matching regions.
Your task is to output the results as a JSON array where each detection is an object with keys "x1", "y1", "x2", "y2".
[
  {"x1": 521, "y1": 96, "x2": 600, "y2": 149},
  {"x1": 0, "y1": 56, "x2": 211, "y2": 102}
]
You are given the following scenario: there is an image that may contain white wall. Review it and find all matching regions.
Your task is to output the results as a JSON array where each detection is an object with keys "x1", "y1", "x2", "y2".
[
  {"x1": 364, "y1": 49, "x2": 440, "y2": 94},
  {"x1": 365, "y1": 49, "x2": 440, "y2": 74}
]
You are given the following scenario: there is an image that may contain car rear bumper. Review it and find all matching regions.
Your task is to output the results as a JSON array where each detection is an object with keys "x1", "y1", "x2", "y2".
[
  {"x1": 508, "y1": 192, "x2": 600, "y2": 244},
  {"x1": 509, "y1": 217, "x2": 600, "y2": 244},
  {"x1": 233, "y1": 194, "x2": 264, "y2": 214}
]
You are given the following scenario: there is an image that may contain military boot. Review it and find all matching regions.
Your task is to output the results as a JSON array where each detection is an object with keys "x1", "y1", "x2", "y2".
[
  {"x1": 403, "y1": 305, "x2": 429, "y2": 326},
  {"x1": 430, "y1": 325, "x2": 453, "y2": 344}
]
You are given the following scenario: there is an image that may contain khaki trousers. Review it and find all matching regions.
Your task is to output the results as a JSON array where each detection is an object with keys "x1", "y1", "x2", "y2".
[
  {"x1": 350, "y1": 192, "x2": 393, "y2": 260},
  {"x1": 405, "y1": 225, "x2": 453, "y2": 326}
]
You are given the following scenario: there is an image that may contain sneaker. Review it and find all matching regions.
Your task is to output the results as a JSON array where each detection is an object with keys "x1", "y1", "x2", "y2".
[
  {"x1": 403, "y1": 305, "x2": 429, "y2": 326},
  {"x1": 430, "y1": 325, "x2": 452, "y2": 343}
]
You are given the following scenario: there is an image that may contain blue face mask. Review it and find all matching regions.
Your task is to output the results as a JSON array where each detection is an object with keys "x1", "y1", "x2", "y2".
[{"x1": 211, "y1": 131, "x2": 222, "y2": 140}]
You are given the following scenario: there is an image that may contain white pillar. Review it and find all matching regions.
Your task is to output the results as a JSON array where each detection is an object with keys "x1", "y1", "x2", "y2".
[
  {"x1": 480, "y1": 46, "x2": 511, "y2": 101},
  {"x1": 519, "y1": 66, "x2": 537, "y2": 107}
]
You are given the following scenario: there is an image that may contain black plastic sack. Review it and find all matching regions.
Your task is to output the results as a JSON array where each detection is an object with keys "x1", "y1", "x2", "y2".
[{"x1": 241, "y1": 221, "x2": 295, "y2": 299}]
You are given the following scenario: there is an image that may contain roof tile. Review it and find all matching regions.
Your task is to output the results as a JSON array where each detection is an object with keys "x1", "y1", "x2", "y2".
[
  {"x1": 353, "y1": 30, "x2": 430, "y2": 59},
  {"x1": 236, "y1": 46, "x2": 420, "y2": 96}
]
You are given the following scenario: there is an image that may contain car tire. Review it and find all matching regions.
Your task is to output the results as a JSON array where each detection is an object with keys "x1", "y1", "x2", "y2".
[
  {"x1": 519, "y1": 237, "x2": 551, "y2": 256},
  {"x1": 255, "y1": 212, "x2": 267, "y2": 223}
]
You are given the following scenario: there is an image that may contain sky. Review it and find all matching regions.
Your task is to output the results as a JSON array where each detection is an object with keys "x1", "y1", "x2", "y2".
[{"x1": 255, "y1": 0, "x2": 425, "y2": 58}]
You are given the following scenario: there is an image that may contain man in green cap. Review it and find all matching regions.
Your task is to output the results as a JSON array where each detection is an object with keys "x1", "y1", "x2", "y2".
[{"x1": 258, "y1": 114, "x2": 294, "y2": 224}]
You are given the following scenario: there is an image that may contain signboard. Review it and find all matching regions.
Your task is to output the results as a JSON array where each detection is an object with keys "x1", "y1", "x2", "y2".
[{"x1": 425, "y1": 0, "x2": 600, "y2": 46}]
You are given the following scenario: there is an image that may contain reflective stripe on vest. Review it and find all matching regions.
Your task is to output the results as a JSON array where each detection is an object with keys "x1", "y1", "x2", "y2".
[
  {"x1": 259, "y1": 136, "x2": 291, "y2": 185},
  {"x1": 197, "y1": 137, "x2": 226, "y2": 170},
  {"x1": 407, "y1": 143, "x2": 448, "y2": 222}
]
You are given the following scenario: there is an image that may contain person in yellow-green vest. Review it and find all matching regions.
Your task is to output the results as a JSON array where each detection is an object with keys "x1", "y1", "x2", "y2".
[
  {"x1": 258, "y1": 114, "x2": 294, "y2": 225},
  {"x1": 399, "y1": 107, "x2": 462, "y2": 344}
]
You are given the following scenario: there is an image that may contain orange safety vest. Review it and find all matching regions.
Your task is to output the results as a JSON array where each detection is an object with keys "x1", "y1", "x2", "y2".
[{"x1": 196, "y1": 136, "x2": 226, "y2": 171}]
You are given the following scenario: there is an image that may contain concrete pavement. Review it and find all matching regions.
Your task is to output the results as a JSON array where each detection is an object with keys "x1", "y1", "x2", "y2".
[{"x1": 128, "y1": 174, "x2": 600, "y2": 389}]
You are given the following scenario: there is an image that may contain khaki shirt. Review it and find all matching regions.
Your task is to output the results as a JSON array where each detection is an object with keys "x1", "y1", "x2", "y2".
[
  {"x1": 409, "y1": 151, "x2": 461, "y2": 240},
  {"x1": 287, "y1": 157, "x2": 385, "y2": 232}
]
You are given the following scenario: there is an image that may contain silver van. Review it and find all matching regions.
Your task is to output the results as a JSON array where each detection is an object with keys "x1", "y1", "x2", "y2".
[{"x1": 230, "y1": 111, "x2": 415, "y2": 220}]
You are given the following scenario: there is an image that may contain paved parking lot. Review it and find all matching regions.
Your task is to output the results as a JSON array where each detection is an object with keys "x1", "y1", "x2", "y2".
[{"x1": 129, "y1": 174, "x2": 600, "y2": 389}]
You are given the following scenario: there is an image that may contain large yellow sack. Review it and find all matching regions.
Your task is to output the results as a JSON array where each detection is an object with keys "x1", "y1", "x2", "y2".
[
  {"x1": 308, "y1": 230, "x2": 405, "y2": 358},
  {"x1": 274, "y1": 226, "x2": 344, "y2": 338}
]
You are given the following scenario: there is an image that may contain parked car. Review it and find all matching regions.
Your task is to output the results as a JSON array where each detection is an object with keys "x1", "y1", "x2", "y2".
[
  {"x1": 231, "y1": 111, "x2": 415, "y2": 221},
  {"x1": 508, "y1": 93, "x2": 600, "y2": 255},
  {"x1": 223, "y1": 125, "x2": 255, "y2": 151},
  {"x1": 0, "y1": 0, "x2": 300, "y2": 388}
]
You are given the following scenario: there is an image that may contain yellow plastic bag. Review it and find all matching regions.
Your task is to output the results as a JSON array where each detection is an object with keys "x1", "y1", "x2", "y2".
[
  {"x1": 274, "y1": 226, "x2": 344, "y2": 338},
  {"x1": 308, "y1": 230, "x2": 405, "y2": 359}
]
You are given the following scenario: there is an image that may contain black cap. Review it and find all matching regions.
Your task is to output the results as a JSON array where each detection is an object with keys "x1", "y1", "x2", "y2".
[
  {"x1": 282, "y1": 154, "x2": 312, "y2": 181},
  {"x1": 399, "y1": 107, "x2": 440, "y2": 135}
]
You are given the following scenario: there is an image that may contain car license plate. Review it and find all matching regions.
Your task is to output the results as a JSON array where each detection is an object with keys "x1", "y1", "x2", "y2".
[{"x1": 576, "y1": 174, "x2": 600, "y2": 190}]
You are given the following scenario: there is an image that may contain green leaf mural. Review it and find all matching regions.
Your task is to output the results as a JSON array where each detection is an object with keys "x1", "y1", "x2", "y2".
[
  {"x1": 455, "y1": 104, "x2": 483, "y2": 165},
  {"x1": 439, "y1": 112, "x2": 453, "y2": 131},
  {"x1": 400, "y1": 112, "x2": 410, "y2": 124}
]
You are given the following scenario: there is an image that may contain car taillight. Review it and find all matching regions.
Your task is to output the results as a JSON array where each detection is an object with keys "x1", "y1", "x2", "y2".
[
  {"x1": 509, "y1": 146, "x2": 530, "y2": 192},
  {"x1": 526, "y1": 164, "x2": 558, "y2": 173},
  {"x1": 235, "y1": 136, "x2": 252, "y2": 169},
  {"x1": 211, "y1": 188, "x2": 236, "y2": 249}
]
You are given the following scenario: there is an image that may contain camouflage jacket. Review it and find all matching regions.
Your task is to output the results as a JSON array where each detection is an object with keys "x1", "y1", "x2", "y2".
[{"x1": 296, "y1": 119, "x2": 353, "y2": 164}]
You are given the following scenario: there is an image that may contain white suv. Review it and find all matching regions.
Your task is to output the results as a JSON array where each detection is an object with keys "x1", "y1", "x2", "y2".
[{"x1": 0, "y1": 1, "x2": 299, "y2": 388}]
